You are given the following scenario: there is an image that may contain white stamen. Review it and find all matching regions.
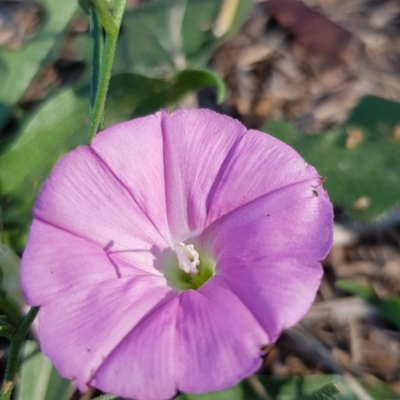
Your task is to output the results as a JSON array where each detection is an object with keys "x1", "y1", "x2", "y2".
[{"x1": 176, "y1": 242, "x2": 200, "y2": 274}]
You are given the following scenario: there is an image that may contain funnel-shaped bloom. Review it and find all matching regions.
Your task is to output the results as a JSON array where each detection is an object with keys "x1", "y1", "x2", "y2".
[{"x1": 21, "y1": 109, "x2": 333, "y2": 400}]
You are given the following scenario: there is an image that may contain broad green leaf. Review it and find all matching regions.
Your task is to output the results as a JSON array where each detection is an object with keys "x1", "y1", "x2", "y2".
[
  {"x1": 0, "y1": 243, "x2": 23, "y2": 325},
  {"x1": 78, "y1": 0, "x2": 252, "y2": 77},
  {"x1": 264, "y1": 96, "x2": 400, "y2": 221},
  {"x1": 0, "y1": 208, "x2": 23, "y2": 325},
  {"x1": 0, "y1": 70, "x2": 225, "y2": 250},
  {"x1": 0, "y1": 0, "x2": 78, "y2": 128},
  {"x1": 302, "y1": 382, "x2": 342, "y2": 400},
  {"x1": 107, "y1": 69, "x2": 226, "y2": 125},
  {"x1": 16, "y1": 341, "x2": 73, "y2": 400},
  {"x1": 177, "y1": 381, "x2": 255, "y2": 400},
  {"x1": 0, "y1": 85, "x2": 89, "y2": 252},
  {"x1": 92, "y1": 396, "x2": 122, "y2": 400},
  {"x1": 336, "y1": 280, "x2": 400, "y2": 328},
  {"x1": 177, "y1": 375, "x2": 357, "y2": 400},
  {"x1": 257, "y1": 376, "x2": 354, "y2": 400},
  {"x1": 364, "y1": 382, "x2": 399, "y2": 399}
]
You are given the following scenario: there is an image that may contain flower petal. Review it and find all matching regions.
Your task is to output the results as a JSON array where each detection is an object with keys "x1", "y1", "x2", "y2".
[
  {"x1": 162, "y1": 109, "x2": 246, "y2": 239},
  {"x1": 205, "y1": 176, "x2": 333, "y2": 262},
  {"x1": 90, "y1": 112, "x2": 171, "y2": 245},
  {"x1": 205, "y1": 128, "x2": 323, "y2": 226},
  {"x1": 95, "y1": 297, "x2": 180, "y2": 400},
  {"x1": 219, "y1": 256, "x2": 322, "y2": 342},
  {"x1": 38, "y1": 274, "x2": 173, "y2": 392},
  {"x1": 175, "y1": 276, "x2": 269, "y2": 393},
  {"x1": 203, "y1": 176, "x2": 331, "y2": 341},
  {"x1": 21, "y1": 220, "x2": 142, "y2": 306},
  {"x1": 33, "y1": 146, "x2": 168, "y2": 272}
]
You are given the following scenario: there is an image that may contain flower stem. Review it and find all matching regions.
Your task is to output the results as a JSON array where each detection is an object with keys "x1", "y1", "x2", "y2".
[
  {"x1": 1, "y1": 307, "x2": 39, "y2": 399},
  {"x1": 91, "y1": 0, "x2": 118, "y2": 35},
  {"x1": 87, "y1": 0, "x2": 127, "y2": 143},
  {"x1": 89, "y1": 9, "x2": 103, "y2": 109}
]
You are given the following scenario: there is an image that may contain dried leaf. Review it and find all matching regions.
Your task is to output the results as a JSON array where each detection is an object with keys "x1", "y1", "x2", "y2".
[{"x1": 268, "y1": 0, "x2": 353, "y2": 57}]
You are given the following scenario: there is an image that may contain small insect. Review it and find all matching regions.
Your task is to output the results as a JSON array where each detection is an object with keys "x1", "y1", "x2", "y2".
[
  {"x1": 311, "y1": 176, "x2": 327, "y2": 191},
  {"x1": 0, "y1": 0, "x2": 45, "y2": 49}
]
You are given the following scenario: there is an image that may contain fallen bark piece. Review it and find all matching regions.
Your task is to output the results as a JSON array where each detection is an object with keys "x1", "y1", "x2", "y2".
[{"x1": 268, "y1": 0, "x2": 353, "y2": 58}]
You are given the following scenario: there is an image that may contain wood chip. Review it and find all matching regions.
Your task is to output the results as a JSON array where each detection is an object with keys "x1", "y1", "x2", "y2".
[
  {"x1": 346, "y1": 127, "x2": 365, "y2": 149},
  {"x1": 353, "y1": 196, "x2": 371, "y2": 210}
]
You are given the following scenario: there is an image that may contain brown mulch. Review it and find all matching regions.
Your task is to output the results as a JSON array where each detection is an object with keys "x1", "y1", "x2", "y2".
[
  {"x1": 213, "y1": 0, "x2": 400, "y2": 133},
  {"x1": 265, "y1": 223, "x2": 400, "y2": 397}
]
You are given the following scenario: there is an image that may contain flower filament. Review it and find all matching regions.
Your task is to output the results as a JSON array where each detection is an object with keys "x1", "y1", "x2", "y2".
[
  {"x1": 163, "y1": 242, "x2": 215, "y2": 291},
  {"x1": 176, "y1": 242, "x2": 200, "y2": 274}
]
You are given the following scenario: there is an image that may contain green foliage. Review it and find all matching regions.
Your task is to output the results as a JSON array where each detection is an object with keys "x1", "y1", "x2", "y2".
[
  {"x1": 0, "y1": 209, "x2": 23, "y2": 325},
  {"x1": 264, "y1": 95, "x2": 400, "y2": 221},
  {"x1": 365, "y1": 381, "x2": 400, "y2": 399},
  {"x1": 78, "y1": 0, "x2": 253, "y2": 77},
  {"x1": 0, "y1": 243, "x2": 23, "y2": 326},
  {"x1": 15, "y1": 341, "x2": 73, "y2": 400},
  {"x1": 336, "y1": 280, "x2": 400, "y2": 328},
  {"x1": 177, "y1": 374, "x2": 397, "y2": 400},
  {"x1": 0, "y1": 0, "x2": 78, "y2": 128},
  {"x1": 302, "y1": 382, "x2": 342, "y2": 400},
  {"x1": 177, "y1": 375, "x2": 356, "y2": 400},
  {"x1": 0, "y1": 388, "x2": 12, "y2": 400},
  {"x1": 107, "y1": 70, "x2": 226, "y2": 125},
  {"x1": 0, "y1": 70, "x2": 225, "y2": 250}
]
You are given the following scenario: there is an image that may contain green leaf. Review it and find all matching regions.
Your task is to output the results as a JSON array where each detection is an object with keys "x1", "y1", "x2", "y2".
[
  {"x1": 0, "y1": 205, "x2": 2, "y2": 240},
  {"x1": 92, "y1": 396, "x2": 122, "y2": 400},
  {"x1": 0, "y1": 243, "x2": 23, "y2": 304},
  {"x1": 0, "y1": 0, "x2": 78, "y2": 128},
  {"x1": 336, "y1": 280, "x2": 400, "y2": 329},
  {"x1": 77, "y1": 0, "x2": 252, "y2": 76},
  {"x1": 0, "y1": 70, "x2": 225, "y2": 249},
  {"x1": 264, "y1": 95, "x2": 400, "y2": 221},
  {"x1": 0, "y1": 243, "x2": 24, "y2": 326},
  {"x1": 0, "y1": 388, "x2": 12, "y2": 400},
  {"x1": 336, "y1": 280, "x2": 375, "y2": 300},
  {"x1": 15, "y1": 341, "x2": 73, "y2": 400},
  {"x1": 364, "y1": 381, "x2": 399, "y2": 399},
  {"x1": 177, "y1": 375, "x2": 357, "y2": 400},
  {"x1": 0, "y1": 314, "x2": 17, "y2": 340},
  {"x1": 302, "y1": 382, "x2": 342, "y2": 400},
  {"x1": 107, "y1": 70, "x2": 226, "y2": 124},
  {"x1": 0, "y1": 86, "x2": 89, "y2": 249}
]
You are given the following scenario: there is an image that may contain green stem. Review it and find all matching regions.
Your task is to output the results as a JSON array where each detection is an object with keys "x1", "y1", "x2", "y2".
[
  {"x1": 89, "y1": 9, "x2": 103, "y2": 109},
  {"x1": 92, "y1": 0, "x2": 118, "y2": 35},
  {"x1": 1, "y1": 307, "x2": 39, "y2": 398},
  {"x1": 87, "y1": 0, "x2": 126, "y2": 143}
]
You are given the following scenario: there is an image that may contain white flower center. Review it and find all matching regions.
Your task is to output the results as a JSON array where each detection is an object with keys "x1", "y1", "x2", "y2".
[{"x1": 175, "y1": 242, "x2": 200, "y2": 274}]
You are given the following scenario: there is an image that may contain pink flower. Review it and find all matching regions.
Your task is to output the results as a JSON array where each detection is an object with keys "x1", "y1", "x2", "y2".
[{"x1": 21, "y1": 109, "x2": 333, "y2": 400}]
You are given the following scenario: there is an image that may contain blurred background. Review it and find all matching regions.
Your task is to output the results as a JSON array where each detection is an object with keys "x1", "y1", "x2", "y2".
[{"x1": 1, "y1": 0, "x2": 400, "y2": 399}]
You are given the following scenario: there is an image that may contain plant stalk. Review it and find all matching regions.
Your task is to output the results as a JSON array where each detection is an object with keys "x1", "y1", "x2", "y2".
[
  {"x1": 87, "y1": 0, "x2": 127, "y2": 143},
  {"x1": 1, "y1": 307, "x2": 39, "y2": 399}
]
